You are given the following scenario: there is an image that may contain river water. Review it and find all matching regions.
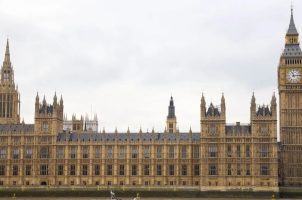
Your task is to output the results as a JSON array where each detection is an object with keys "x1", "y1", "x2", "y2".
[{"x1": 0, "y1": 198, "x2": 287, "y2": 200}]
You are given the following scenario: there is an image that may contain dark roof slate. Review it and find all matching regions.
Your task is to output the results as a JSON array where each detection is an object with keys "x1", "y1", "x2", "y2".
[
  {"x1": 0, "y1": 124, "x2": 34, "y2": 134},
  {"x1": 57, "y1": 131, "x2": 200, "y2": 142}
]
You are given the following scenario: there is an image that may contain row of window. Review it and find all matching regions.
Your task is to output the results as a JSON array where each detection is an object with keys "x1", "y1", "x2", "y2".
[
  {"x1": 0, "y1": 145, "x2": 201, "y2": 160},
  {"x1": 0, "y1": 164, "x2": 200, "y2": 177},
  {"x1": 0, "y1": 143, "x2": 271, "y2": 160},
  {"x1": 208, "y1": 144, "x2": 269, "y2": 158},
  {"x1": 0, "y1": 180, "x2": 200, "y2": 187},
  {"x1": 208, "y1": 163, "x2": 270, "y2": 176},
  {"x1": 0, "y1": 165, "x2": 48, "y2": 176},
  {"x1": 0, "y1": 163, "x2": 271, "y2": 177},
  {"x1": 207, "y1": 124, "x2": 270, "y2": 136}
]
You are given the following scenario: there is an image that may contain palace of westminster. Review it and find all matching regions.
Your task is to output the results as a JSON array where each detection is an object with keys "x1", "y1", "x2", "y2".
[{"x1": 0, "y1": 9, "x2": 302, "y2": 192}]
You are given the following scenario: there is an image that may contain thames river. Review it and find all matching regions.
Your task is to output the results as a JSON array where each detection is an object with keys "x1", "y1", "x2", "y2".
[{"x1": 0, "y1": 198, "x2": 289, "y2": 200}]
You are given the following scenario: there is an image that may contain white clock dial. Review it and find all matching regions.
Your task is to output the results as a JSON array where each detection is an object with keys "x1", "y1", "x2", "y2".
[{"x1": 287, "y1": 69, "x2": 301, "y2": 83}]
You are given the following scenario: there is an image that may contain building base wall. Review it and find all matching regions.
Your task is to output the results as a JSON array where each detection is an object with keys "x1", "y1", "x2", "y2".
[{"x1": 0, "y1": 186, "x2": 281, "y2": 198}]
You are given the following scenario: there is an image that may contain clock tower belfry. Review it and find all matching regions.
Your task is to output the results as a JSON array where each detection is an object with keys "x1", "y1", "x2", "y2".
[{"x1": 278, "y1": 8, "x2": 302, "y2": 186}]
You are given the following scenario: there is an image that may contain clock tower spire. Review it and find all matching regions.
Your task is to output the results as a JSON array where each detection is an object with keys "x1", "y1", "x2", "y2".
[{"x1": 285, "y1": 6, "x2": 299, "y2": 45}]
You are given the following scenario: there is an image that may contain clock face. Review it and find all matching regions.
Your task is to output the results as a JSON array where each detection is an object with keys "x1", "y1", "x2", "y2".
[{"x1": 287, "y1": 68, "x2": 301, "y2": 83}]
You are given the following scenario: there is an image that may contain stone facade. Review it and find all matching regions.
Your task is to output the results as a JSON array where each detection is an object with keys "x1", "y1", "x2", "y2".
[
  {"x1": 0, "y1": 9, "x2": 299, "y2": 192},
  {"x1": 200, "y1": 94, "x2": 278, "y2": 191}
]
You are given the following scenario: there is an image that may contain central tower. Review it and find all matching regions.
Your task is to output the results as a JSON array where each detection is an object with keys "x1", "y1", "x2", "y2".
[{"x1": 278, "y1": 8, "x2": 302, "y2": 186}]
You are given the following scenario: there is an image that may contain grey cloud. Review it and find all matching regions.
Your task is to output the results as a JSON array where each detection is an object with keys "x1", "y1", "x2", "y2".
[{"x1": 0, "y1": 0, "x2": 296, "y2": 132}]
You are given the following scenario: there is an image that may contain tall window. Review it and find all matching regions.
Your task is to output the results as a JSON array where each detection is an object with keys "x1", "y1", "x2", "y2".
[
  {"x1": 208, "y1": 144, "x2": 218, "y2": 158},
  {"x1": 132, "y1": 165, "x2": 137, "y2": 176},
  {"x1": 107, "y1": 165, "x2": 112, "y2": 175},
  {"x1": 181, "y1": 146, "x2": 187, "y2": 159},
  {"x1": 12, "y1": 165, "x2": 18, "y2": 176},
  {"x1": 144, "y1": 165, "x2": 150, "y2": 176},
  {"x1": 118, "y1": 146, "x2": 125, "y2": 159},
  {"x1": 13, "y1": 148, "x2": 19, "y2": 159},
  {"x1": 260, "y1": 144, "x2": 269, "y2": 157},
  {"x1": 143, "y1": 146, "x2": 150, "y2": 159},
  {"x1": 82, "y1": 165, "x2": 88, "y2": 176},
  {"x1": 193, "y1": 145, "x2": 200, "y2": 159},
  {"x1": 40, "y1": 147, "x2": 49, "y2": 159},
  {"x1": 246, "y1": 164, "x2": 251, "y2": 176},
  {"x1": 95, "y1": 165, "x2": 100, "y2": 175},
  {"x1": 246, "y1": 145, "x2": 250, "y2": 158},
  {"x1": 0, "y1": 149, "x2": 6, "y2": 159},
  {"x1": 57, "y1": 165, "x2": 64, "y2": 176},
  {"x1": 0, "y1": 165, "x2": 5, "y2": 176},
  {"x1": 40, "y1": 164, "x2": 48, "y2": 176},
  {"x1": 260, "y1": 163, "x2": 269, "y2": 176},
  {"x1": 168, "y1": 123, "x2": 173, "y2": 133},
  {"x1": 169, "y1": 165, "x2": 174, "y2": 176},
  {"x1": 82, "y1": 146, "x2": 89, "y2": 159},
  {"x1": 194, "y1": 164, "x2": 200, "y2": 176},
  {"x1": 95, "y1": 146, "x2": 101, "y2": 159},
  {"x1": 156, "y1": 165, "x2": 162, "y2": 175},
  {"x1": 25, "y1": 165, "x2": 31, "y2": 176},
  {"x1": 168, "y1": 145, "x2": 174, "y2": 159},
  {"x1": 131, "y1": 146, "x2": 138, "y2": 159},
  {"x1": 156, "y1": 146, "x2": 162, "y2": 159},
  {"x1": 119, "y1": 165, "x2": 124, "y2": 176},
  {"x1": 227, "y1": 145, "x2": 232, "y2": 157},
  {"x1": 209, "y1": 124, "x2": 217, "y2": 135},
  {"x1": 70, "y1": 146, "x2": 76, "y2": 159},
  {"x1": 3, "y1": 71, "x2": 9, "y2": 82},
  {"x1": 56, "y1": 147, "x2": 64, "y2": 159},
  {"x1": 209, "y1": 164, "x2": 217, "y2": 175},
  {"x1": 107, "y1": 146, "x2": 113, "y2": 159},
  {"x1": 181, "y1": 165, "x2": 187, "y2": 176},
  {"x1": 227, "y1": 163, "x2": 232, "y2": 176},
  {"x1": 70, "y1": 165, "x2": 76, "y2": 175},
  {"x1": 237, "y1": 164, "x2": 241, "y2": 175},
  {"x1": 236, "y1": 145, "x2": 241, "y2": 158},
  {"x1": 42, "y1": 121, "x2": 48, "y2": 132}
]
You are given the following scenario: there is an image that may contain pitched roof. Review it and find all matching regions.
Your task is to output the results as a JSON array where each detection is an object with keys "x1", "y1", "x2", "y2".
[
  {"x1": 57, "y1": 131, "x2": 200, "y2": 142},
  {"x1": 287, "y1": 9, "x2": 299, "y2": 36}
]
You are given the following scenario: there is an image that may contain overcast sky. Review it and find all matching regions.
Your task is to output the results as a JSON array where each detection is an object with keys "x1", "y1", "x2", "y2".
[{"x1": 0, "y1": 0, "x2": 299, "y2": 133}]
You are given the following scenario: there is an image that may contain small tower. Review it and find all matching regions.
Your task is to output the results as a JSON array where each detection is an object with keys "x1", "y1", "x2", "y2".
[
  {"x1": 200, "y1": 94, "x2": 226, "y2": 187},
  {"x1": 34, "y1": 93, "x2": 64, "y2": 134},
  {"x1": 0, "y1": 39, "x2": 20, "y2": 124},
  {"x1": 200, "y1": 94, "x2": 226, "y2": 137},
  {"x1": 166, "y1": 96, "x2": 177, "y2": 133},
  {"x1": 271, "y1": 92, "x2": 277, "y2": 119},
  {"x1": 71, "y1": 114, "x2": 84, "y2": 131},
  {"x1": 250, "y1": 93, "x2": 278, "y2": 188},
  {"x1": 250, "y1": 92, "x2": 256, "y2": 121},
  {"x1": 250, "y1": 93, "x2": 277, "y2": 137},
  {"x1": 221, "y1": 93, "x2": 225, "y2": 115}
]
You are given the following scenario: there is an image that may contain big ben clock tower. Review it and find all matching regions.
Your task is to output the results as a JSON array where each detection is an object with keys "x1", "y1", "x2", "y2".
[{"x1": 278, "y1": 8, "x2": 302, "y2": 186}]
